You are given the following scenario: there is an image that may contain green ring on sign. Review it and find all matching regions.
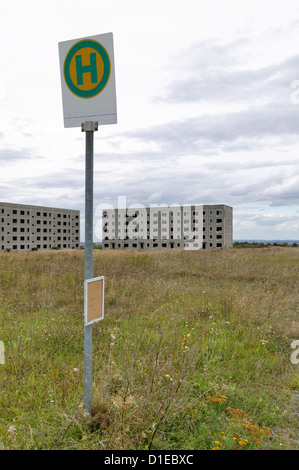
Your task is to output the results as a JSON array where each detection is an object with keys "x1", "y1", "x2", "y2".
[{"x1": 64, "y1": 39, "x2": 111, "y2": 99}]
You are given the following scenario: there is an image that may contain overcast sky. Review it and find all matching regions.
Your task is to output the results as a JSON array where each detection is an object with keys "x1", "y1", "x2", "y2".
[{"x1": 1, "y1": 0, "x2": 299, "y2": 241}]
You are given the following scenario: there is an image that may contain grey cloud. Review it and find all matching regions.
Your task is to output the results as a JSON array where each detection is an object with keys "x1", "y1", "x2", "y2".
[
  {"x1": 128, "y1": 100, "x2": 299, "y2": 157},
  {"x1": 90, "y1": 152, "x2": 299, "y2": 209},
  {"x1": 0, "y1": 148, "x2": 37, "y2": 165},
  {"x1": 233, "y1": 211, "x2": 299, "y2": 240},
  {"x1": 25, "y1": 171, "x2": 84, "y2": 190},
  {"x1": 230, "y1": 170, "x2": 299, "y2": 207},
  {"x1": 250, "y1": 214, "x2": 295, "y2": 226},
  {"x1": 171, "y1": 37, "x2": 248, "y2": 71},
  {"x1": 0, "y1": 168, "x2": 86, "y2": 214},
  {"x1": 145, "y1": 40, "x2": 299, "y2": 155},
  {"x1": 157, "y1": 35, "x2": 299, "y2": 105},
  {"x1": 117, "y1": 37, "x2": 299, "y2": 166},
  {"x1": 235, "y1": 212, "x2": 299, "y2": 232}
]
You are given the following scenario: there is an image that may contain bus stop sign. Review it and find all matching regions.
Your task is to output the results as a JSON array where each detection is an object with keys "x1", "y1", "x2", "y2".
[{"x1": 59, "y1": 32, "x2": 117, "y2": 128}]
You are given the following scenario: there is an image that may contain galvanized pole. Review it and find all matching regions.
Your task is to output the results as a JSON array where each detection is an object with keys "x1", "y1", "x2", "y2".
[{"x1": 82, "y1": 121, "x2": 98, "y2": 415}]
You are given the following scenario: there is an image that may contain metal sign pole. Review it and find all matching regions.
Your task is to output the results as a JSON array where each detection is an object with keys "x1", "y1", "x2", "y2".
[
  {"x1": 59, "y1": 32, "x2": 116, "y2": 417},
  {"x1": 82, "y1": 121, "x2": 98, "y2": 415}
]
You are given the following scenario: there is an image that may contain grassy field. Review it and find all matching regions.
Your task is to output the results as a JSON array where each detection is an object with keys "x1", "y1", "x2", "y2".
[{"x1": 0, "y1": 247, "x2": 298, "y2": 450}]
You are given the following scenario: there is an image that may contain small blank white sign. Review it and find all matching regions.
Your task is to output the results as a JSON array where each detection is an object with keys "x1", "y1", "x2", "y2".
[{"x1": 84, "y1": 276, "x2": 105, "y2": 325}]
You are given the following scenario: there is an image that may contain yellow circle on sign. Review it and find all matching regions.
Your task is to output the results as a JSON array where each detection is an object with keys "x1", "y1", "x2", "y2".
[
  {"x1": 64, "y1": 39, "x2": 111, "y2": 98},
  {"x1": 69, "y1": 47, "x2": 105, "y2": 92}
]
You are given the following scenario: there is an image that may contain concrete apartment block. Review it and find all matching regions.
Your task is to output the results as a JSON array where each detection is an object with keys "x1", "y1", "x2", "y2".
[
  {"x1": 0, "y1": 202, "x2": 80, "y2": 252},
  {"x1": 102, "y1": 204, "x2": 233, "y2": 250}
]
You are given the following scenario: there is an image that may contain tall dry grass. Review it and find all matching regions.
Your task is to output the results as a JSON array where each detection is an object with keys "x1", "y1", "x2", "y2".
[{"x1": 0, "y1": 247, "x2": 298, "y2": 449}]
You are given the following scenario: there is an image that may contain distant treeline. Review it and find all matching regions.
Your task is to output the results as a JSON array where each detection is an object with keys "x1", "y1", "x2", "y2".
[{"x1": 233, "y1": 241, "x2": 298, "y2": 248}]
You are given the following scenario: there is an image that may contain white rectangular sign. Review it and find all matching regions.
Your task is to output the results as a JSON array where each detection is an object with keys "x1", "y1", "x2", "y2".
[
  {"x1": 84, "y1": 276, "x2": 105, "y2": 326},
  {"x1": 58, "y1": 32, "x2": 117, "y2": 128}
]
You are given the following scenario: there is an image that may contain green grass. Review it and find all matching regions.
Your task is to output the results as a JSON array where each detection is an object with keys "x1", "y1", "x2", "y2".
[{"x1": 0, "y1": 247, "x2": 298, "y2": 450}]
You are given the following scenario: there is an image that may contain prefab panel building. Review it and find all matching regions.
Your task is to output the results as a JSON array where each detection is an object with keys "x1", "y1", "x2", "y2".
[
  {"x1": 102, "y1": 204, "x2": 233, "y2": 250},
  {"x1": 0, "y1": 202, "x2": 80, "y2": 252}
]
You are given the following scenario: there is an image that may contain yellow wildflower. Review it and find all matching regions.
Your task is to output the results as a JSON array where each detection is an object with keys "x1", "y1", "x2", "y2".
[{"x1": 238, "y1": 439, "x2": 248, "y2": 447}]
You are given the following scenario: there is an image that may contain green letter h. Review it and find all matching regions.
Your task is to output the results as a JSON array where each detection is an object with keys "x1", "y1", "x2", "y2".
[{"x1": 75, "y1": 52, "x2": 98, "y2": 86}]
